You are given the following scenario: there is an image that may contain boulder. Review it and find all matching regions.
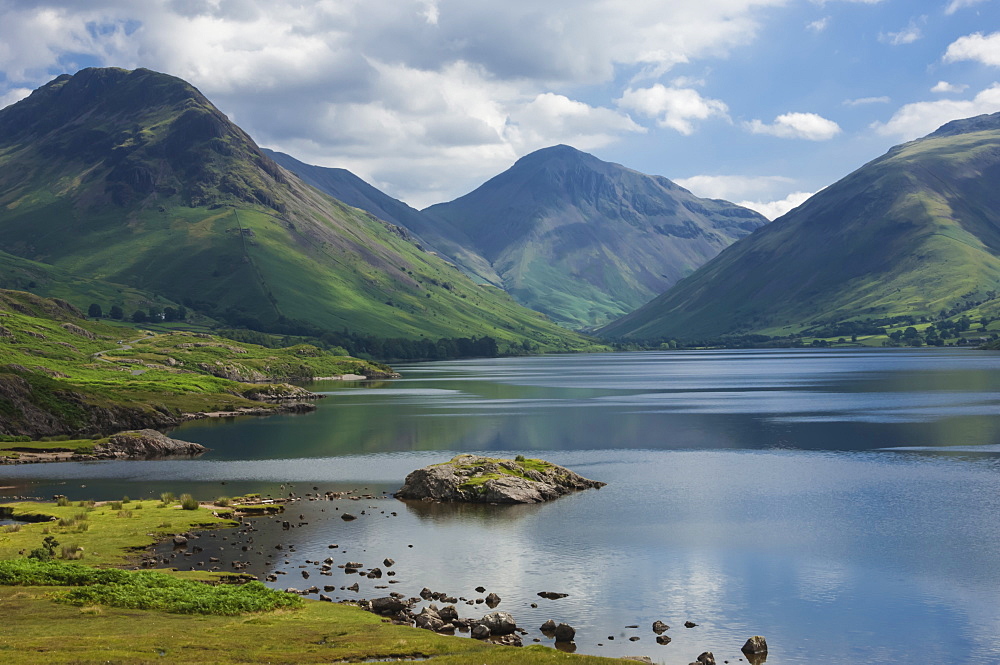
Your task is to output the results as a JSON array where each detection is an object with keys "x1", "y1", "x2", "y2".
[
  {"x1": 395, "y1": 454, "x2": 605, "y2": 504},
  {"x1": 742, "y1": 635, "x2": 768, "y2": 655},
  {"x1": 480, "y1": 611, "x2": 517, "y2": 635},
  {"x1": 652, "y1": 620, "x2": 669, "y2": 634},
  {"x1": 696, "y1": 652, "x2": 716, "y2": 665},
  {"x1": 471, "y1": 624, "x2": 491, "y2": 640},
  {"x1": 540, "y1": 619, "x2": 557, "y2": 632},
  {"x1": 96, "y1": 430, "x2": 207, "y2": 458},
  {"x1": 553, "y1": 623, "x2": 576, "y2": 642}
]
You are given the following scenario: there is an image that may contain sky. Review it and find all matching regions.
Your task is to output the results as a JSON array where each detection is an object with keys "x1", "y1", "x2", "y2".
[{"x1": 0, "y1": 1, "x2": 999, "y2": 217}]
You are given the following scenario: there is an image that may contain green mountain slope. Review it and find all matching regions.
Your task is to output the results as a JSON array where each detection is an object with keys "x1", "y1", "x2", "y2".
[
  {"x1": 262, "y1": 149, "x2": 500, "y2": 285},
  {"x1": 422, "y1": 145, "x2": 767, "y2": 329},
  {"x1": 0, "y1": 68, "x2": 592, "y2": 353},
  {"x1": 600, "y1": 113, "x2": 1000, "y2": 340}
]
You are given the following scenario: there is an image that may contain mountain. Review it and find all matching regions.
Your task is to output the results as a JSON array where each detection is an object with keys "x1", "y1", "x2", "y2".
[
  {"x1": 0, "y1": 67, "x2": 594, "y2": 353},
  {"x1": 422, "y1": 145, "x2": 767, "y2": 329},
  {"x1": 262, "y1": 149, "x2": 500, "y2": 285},
  {"x1": 600, "y1": 113, "x2": 1000, "y2": 340}
]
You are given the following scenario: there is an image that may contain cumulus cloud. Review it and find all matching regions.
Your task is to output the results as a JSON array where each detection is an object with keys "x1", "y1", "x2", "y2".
[
  {"x1": 872, "y1": 83, "x2": 1000, "y2": 140},
  {"x1": 945, "y1": 32, "x2": 1000, "y2": 67},
  {"x1": 0, "y1": 0, "x2": 806, "y2": 205},
  {"x1": 746, "y1": 112, "x2": 842, "y2": 140},
  {"x1": 737, "y1": 191, "x2": 814, "y2": 220},
  {"x1": 945, "y1": 0, "x2": 989, "y2": 15},
  {"x1": 931, "y1": 81, "x2": 969, "y2": 94},
  {"x1": 617, "y1": 84, "x2": 729, "y2": 135},
  {"x1": 843, "y1": 96, "x2": 890, "y2": 106}
]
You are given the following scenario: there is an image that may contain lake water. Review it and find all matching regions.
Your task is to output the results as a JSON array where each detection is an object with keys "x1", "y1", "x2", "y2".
[{"x1": 3, "y1": 348, "x2": 1000, "y2": 664}]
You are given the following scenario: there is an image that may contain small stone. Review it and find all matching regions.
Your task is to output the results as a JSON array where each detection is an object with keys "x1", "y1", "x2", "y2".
[
  {"x1": 656, "y1": 635, "x2": 671, "y2": 645},
  {"x1": 697, "y1": 652, "x2": 716, "y2": 665},
  {"x1": 540, "y1": 619, "x2": 557, "y2": 632},
  {"x1": 684, "y1": 621, "x2": 698, "y2": 628},
  {"x1": 653, "y1": 620, "x2": 669, "y2": 634},
  {"x1": 471, "y1": 624, "x2": 490, "y2": 640}
]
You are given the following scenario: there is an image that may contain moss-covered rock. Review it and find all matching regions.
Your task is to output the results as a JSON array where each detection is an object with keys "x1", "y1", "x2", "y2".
[{"x1": 395, "y1": 454, "x2": 606, "y2": 504}]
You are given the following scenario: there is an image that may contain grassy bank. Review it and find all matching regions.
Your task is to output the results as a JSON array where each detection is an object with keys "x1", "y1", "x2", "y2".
[{"x1": 0, "y1": 498, "x2": 634, "y2": 664}]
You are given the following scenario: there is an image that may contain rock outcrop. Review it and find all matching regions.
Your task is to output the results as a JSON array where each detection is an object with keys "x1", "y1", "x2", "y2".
[
  {"x1": 94, "y1": 429, "x2": 208, "y2": 458},
  {"x1": 395, "y1": 454, "x2": 605, "y2": 504}
]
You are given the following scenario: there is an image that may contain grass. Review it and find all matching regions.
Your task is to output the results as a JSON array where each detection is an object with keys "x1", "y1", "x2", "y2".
[
  {"x1": 0, "y1": 498, "x2": 632, "y2": 665},
  {"x1": 0, "y1": 500, "x2": 237, "y2": 567},
  {"x1": 0, "y1": 288, "x2": 396, "y2": 437}
]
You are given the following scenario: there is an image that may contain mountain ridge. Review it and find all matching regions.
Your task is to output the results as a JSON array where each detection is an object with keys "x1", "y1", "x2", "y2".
[{"x1": 600, "y1": 112, "x2": 1000, "y2": 340}]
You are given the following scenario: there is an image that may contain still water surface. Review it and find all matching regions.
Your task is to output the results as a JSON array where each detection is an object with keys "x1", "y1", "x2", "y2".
[{"x1": 3, "y1": 349, "x2": 1000, "y2": 664}]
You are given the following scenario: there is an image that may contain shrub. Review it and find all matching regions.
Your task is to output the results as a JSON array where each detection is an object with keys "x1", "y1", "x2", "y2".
[
  {"x1": 121, "y1": 496, "x2": 131, "y2": 504},
  {"x1": 56, "y1": 496, "x2": 70, "y2": 507},
  {"x1": 60, "y1": 545, "x2": 84, "y2": 560},
  {"x1": 213, "y1": 497, "x2": 231, "y2": 507},
  {"x1": 179, "y1": 494, "x2": 198, "y2": 511},
  {"x1": 109, "y1": 501, "x2": 123, "y2": 511},
  {"x1": 159, "y1": 492, "x2": 176, "y2": 505},
  {"x1": 3, "y1": 524, "x2": 21, "y2": 533}
]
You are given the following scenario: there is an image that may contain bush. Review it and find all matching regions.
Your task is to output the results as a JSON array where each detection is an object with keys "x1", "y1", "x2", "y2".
[
  {"x1": 159, "y1": 492, "x2": 175, "y2": 505},
  {"x1": 213, "y1": 497, "x2": 231, "y2": 507},
  {"x1": 179, "y1": 494, "x2": 199, "y2": 511},
  {"x1": 56, "y1": 496, "x2": 70, "y2": 507},
  {"x1": 110, "y1": 501, "x2": 123, "y2": 511}
]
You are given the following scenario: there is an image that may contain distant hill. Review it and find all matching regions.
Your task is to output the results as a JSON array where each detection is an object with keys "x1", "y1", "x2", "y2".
[
  {"x1": 601, "y1": 113, "x2": 1000, "y2": 340},
  {"x1": 0, "y1": 68, "x2": 593, "y2": 354},
  {"x1": 422, "y1": 145, "x2": 767, "y2": 329},
  {"x1": 263, "y1": 149, "x2": 500, "y2": 284}
]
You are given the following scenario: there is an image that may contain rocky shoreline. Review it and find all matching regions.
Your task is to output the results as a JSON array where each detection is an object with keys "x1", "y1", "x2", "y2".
[{"x1": 0, "y1": 429, "x2": 209, "y2": 465}]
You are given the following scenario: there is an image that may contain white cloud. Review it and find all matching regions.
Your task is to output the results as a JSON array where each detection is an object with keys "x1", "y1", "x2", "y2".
[
  {"x1": 0, "y1": 87, "x2": 32, "y2": 110},
  {"x1": 674, "y1": 174, "x2": 797, "y2": 202},
  {"x1": 931, "y1": 80, "x2": 969, "y2": 94},
  {"x1": 737, "y1": 191, "x2": 814, "y2": 220},
  {"x1": 807, "y1": 17, "x2": 830, "y2": 32},
  {"x1": 0, "y1": 0, "x2": 804, "y2": 205},
  {"x1": 872, "y1": 83, "x2": 1000, "y2": 140},
  {"x1": 746, "y1": 112, "x2": 842, "y2": 140},
  {"x1": 879, "y1": 20, "x2": 924, "y2": 46},
  {"x1": 945, "y1": 32, "x2": 1000, "y2": 67},
  {"x1": 843, "y1": 96, "x2": 891, "y2": 106},
  {"x1": 617, "y1": 84, "x2": 729, "y2": 135},
  {"x1": 945, "y1": 0, "x2": 989, "y2": 15}
]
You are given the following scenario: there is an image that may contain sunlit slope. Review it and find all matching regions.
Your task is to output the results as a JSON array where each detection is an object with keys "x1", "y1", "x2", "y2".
[
  {"x1": 423, "y1": 145, "x2": 767, "y2": 329},
  {"x1": 601, "y1": 113, "x2": 1000, "y2": 339},
  {"x1": 0, "y1": 67, "x2": 591, "y2": 351}
]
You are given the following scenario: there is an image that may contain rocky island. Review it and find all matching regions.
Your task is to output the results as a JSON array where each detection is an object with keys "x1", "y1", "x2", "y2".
[{"x1": 395, "y1": 454, "x2": 606, "y2": 504}]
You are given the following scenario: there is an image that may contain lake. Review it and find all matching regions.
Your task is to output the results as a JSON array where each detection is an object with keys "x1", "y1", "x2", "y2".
[{"x1": 3, "y1": 348, "x2": 1000, "y2": 664}]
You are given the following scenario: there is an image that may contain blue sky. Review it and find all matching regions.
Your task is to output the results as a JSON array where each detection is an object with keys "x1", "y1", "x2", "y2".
[{"x1": 0, "y1": 1, "x2": 998, "y2": 215}]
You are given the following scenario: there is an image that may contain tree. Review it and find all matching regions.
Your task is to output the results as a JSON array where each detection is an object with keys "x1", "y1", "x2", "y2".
[
  {"x1": 163, "y1": 307, "x2": 178, "y2": 322},
  {"x1": 87, "y1": 303, "x2": 102, "y2": 318},
  {"x1": 109, "y1": 305, "x2": 124, "y2": 320},
  {"x1": 131, "y1": 310, "x2": 148, "y2": 323}
]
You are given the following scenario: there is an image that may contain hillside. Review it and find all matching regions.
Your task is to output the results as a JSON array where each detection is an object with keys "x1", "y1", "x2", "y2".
[
  {"x1": 263, "y1": 149, "x2": 500, "y2": 284},
  {"x1": 0, "y1": 68, "x2": 593, "y2": 354},
  {"x1": 601, "y1": 113, "x2": 1000, "y2": 340},
  {"x1": 0, "y1": 289, "x2": 392, "y2": 438},
  {"x1": 423, "y1": 145, "x2": 767, "y2": 329}
]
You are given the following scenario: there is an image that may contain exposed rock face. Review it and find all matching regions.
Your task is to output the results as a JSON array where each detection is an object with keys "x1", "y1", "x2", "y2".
[
  {"x1": 94, "y1": 429, "x2": 207, "y2": 458},
  {"x1": 395, "y1": 454, "x2": 606, "y2": 504}
]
